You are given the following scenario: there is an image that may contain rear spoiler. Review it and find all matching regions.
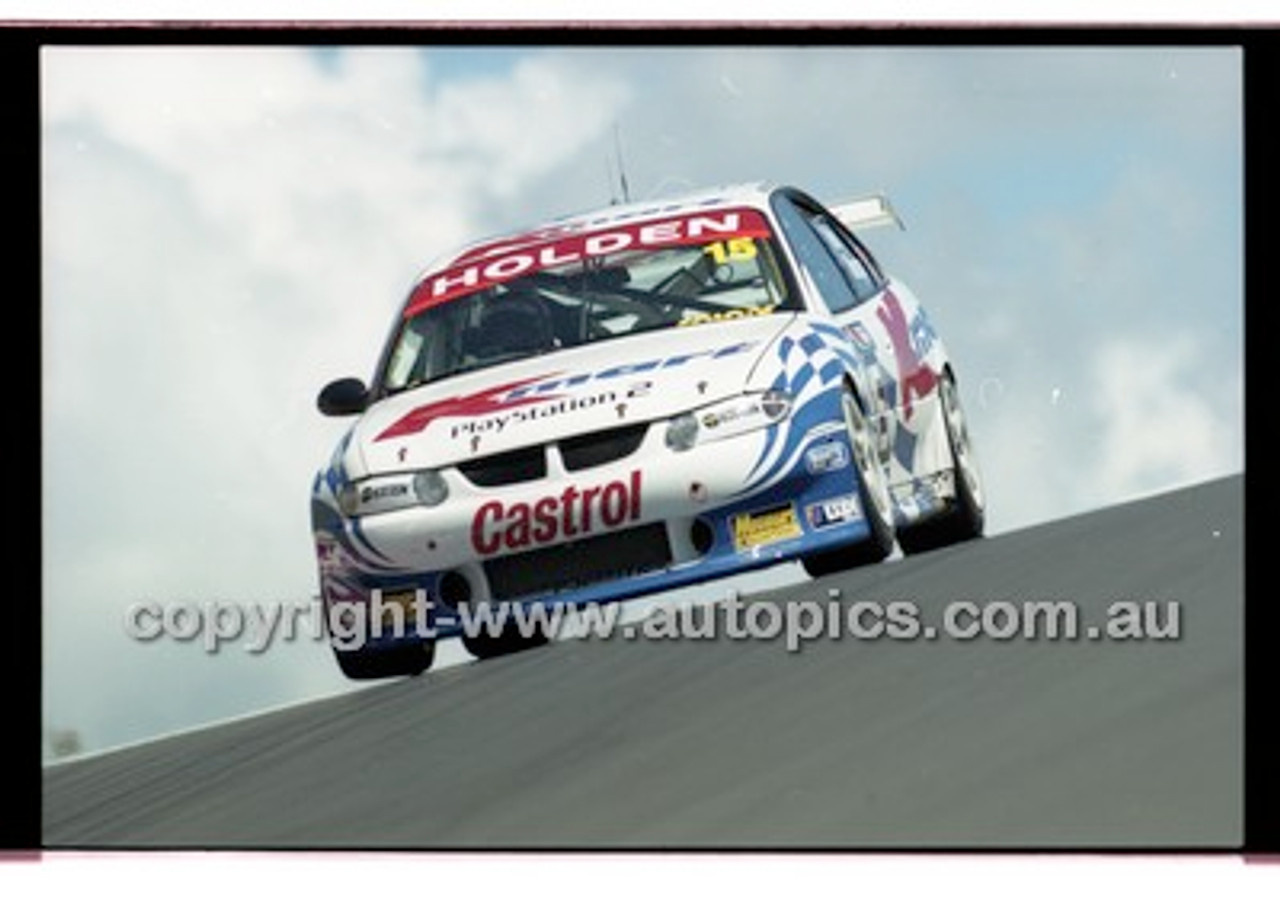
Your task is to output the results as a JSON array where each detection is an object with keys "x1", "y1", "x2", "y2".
[{"x1": 827, "y1": 193, "x2": 905, "y2": 232}]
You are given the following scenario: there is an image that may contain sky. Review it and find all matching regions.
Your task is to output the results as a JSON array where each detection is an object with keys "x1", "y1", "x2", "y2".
[{"x1": 41, "y1": 43, "x2": 1243, "y2": 760}]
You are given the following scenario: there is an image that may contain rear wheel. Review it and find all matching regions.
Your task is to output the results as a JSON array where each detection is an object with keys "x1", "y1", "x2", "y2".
[
  {"x1": 897, "y1": 374, "x2": 985, "y2": 554},
  {"x1": 802, "y1": 387, "x2": 896, "y2": 578},
  {"x1": 333, "y1": 640, "x2": 435, "y2": 680}
]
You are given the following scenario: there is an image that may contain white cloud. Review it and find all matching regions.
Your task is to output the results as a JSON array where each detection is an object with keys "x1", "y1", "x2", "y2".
[
  {"x1": 1091, "y1": 335, "x2": 1243, "y2": 502},
  {"x1": 955, "y1": 331, "x2": 1243, "y2": 538}
]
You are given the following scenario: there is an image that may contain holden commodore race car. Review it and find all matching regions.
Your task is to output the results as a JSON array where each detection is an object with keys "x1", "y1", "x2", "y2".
[{"x1": 311, "y1": 182, "x2": 984, "y2": 678}]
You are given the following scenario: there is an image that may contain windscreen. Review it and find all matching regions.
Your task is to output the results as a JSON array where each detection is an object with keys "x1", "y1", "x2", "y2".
[{"x1": 381, "y1": 207, "x2": 795, "y2": 394}]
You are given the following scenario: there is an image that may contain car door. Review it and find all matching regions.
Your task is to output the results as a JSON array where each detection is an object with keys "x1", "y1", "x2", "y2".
[
  {"x1": 812, "y1": 206, "x2": 948, "y2": 489},
  {"x1": 770, "y1": 191, "x2": 900, "y2": 469}
]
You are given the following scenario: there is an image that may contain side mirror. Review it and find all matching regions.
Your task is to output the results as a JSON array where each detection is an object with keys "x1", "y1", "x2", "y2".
[{"x1": 317, "y1": 377, "x2": 369, "y2": 417}]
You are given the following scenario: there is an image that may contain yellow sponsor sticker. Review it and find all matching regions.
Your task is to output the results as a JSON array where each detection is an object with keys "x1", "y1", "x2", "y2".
[
  {"x1": 677, "y1": 303, "x2": 778, "y2": 328},
  {"x1": 732, "y1": 504, "x2": 802, "y2": 551},
  {"x1": 376, "y1": 588, "x2": 421, "y2": 628},
  {"x1": 703, "y1": 237, "x2": 758, "y2": 264}
]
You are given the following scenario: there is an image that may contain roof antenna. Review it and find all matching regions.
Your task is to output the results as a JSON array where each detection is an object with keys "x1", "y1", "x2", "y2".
[
  {"x1": 605, "y1": 150, "x2": 619, "y2": 206},
  {"x1": 612, "y1": 122, "x2": 631, "y2": 205}
]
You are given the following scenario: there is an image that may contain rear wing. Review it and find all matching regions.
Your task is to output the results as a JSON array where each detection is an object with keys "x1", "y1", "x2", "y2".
[{"x1": 827, "y1": 193, "x2": 905, "y2": 232}]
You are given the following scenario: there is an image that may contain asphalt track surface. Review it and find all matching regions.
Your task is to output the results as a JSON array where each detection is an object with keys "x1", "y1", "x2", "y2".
[{"x1": 43, "y1": 475, "x2": 1243, "y2": 848}]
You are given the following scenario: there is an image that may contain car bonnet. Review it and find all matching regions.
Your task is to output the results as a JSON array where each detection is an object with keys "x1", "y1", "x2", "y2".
[{"x1": 349, "y1": 313, "x2": 796, "y2": 475}]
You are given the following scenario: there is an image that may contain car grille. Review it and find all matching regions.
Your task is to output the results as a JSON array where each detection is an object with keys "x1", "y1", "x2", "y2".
[
  {"x1": 456, "y1": 424, "x2": 649, "y2": 487},
  {"x1": 558, "y1": 423, "x2": 649, "y2": 471},
  {"x1": 483, "y1": 523, "x2": 672, "y2": 601},
  {"x1": 458, "y1": 446, "x2": 547, "y2": 487}
]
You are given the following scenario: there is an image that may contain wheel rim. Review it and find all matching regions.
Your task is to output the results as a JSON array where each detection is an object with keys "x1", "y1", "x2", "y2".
[
  {"x1": 843, "y1": 392, "x2": 892, "y2": 526},
  {"x1": 941, "y1": 378, "x2": 984, "y2": 510}
]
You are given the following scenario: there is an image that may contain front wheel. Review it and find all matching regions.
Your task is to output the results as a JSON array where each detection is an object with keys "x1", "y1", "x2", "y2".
[
  {"x1": 897, "y1": 374, "x2": 985, "y2": 554},
  {"x1": 462, "y1": 626, "x2": 548, "y2": 660},
  {"x1": 333, "y1": 639, "x2": 435, "y2": 680},
  {"x1": 461, "y1": 602, "x2": 550, "y2": 660},
  {"x1": 802, "y1": 387, "x2": 896, "y2": 578}
]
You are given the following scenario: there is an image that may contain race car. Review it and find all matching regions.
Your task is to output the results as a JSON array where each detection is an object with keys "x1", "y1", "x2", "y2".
[{"x1": 311, "y1": 182, "x2": 985, "y2": 678}]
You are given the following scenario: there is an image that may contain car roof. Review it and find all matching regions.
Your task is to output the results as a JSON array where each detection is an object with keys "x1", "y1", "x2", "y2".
[
  {"x1": 543, "y1": 181, "x2": 778, "y2": 231},
  {"x1": 423, "y1": 181, "x2": 782, "y2": 276}
]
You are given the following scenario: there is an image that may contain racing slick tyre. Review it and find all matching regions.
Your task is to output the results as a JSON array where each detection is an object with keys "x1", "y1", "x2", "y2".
[
  {"x1": 462, "y1": 624, "x2": 549, "y2": 660},
  {"x1": 802, "y1": 386, "x2": 896, "y2": 578},
  {"x1": 333, "y1": 640, "x2": 435, "y2": 680},
  {"x1": 460, "y1": 601, "x2": 550, "y2": 660},
  {"x1": 896, "y1": 373, "x2": 985, "y2": 555}
]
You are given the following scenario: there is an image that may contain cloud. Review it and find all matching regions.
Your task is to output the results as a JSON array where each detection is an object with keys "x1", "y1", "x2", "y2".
[{"x1": 1091, "y1": 335, "x2": 1243, "y2": 502}]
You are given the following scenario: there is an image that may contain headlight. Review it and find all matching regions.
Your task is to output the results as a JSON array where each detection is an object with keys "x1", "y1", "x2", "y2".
[
  {"x1": 665, "y1": 413, "x2": 700, "y2": 452},
  {"x1": 759, "y1": 389, "x2": 792, "y2": 421},
  {"x1": 666, "y1": 390, "x2": 793, "y2": 452},
  {"x1": 412, "y1": 470, "x2": 449, "y2": 507},
  {"x1": 338, "y1": 471, "x2": 449, "y2": 517}
]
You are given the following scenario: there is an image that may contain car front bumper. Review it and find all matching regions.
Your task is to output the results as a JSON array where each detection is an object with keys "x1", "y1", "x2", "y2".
[{"x1": 311, "y1": 396, "x2": 877, "y2": 649}]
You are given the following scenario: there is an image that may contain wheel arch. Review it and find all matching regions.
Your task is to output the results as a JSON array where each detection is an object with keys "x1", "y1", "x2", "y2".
[{"x1": 841, "y1": 371, "x2": 871, "y2": 418}]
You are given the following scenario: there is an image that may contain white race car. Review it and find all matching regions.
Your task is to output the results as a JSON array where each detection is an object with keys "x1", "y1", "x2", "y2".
[{"x1": 311, "y1": 182, "x2": 984, "y2": 677}]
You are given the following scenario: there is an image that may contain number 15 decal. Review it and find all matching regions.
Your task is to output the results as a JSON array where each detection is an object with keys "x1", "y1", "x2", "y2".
[{"x1": 704, "y1": 238, "x2": 758, "y2": 264}]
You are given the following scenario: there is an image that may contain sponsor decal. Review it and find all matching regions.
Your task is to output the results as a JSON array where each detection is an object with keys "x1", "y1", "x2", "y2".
[
  {"x1": 804, "y1": 441, "x2": 850, "y2": 475},
  {"x1": 806, "y1": 494, "x2": 862, "y2": 529},
  {"x1": 405, "y1": 209, "x2": 773, "y2": 316},
  {"x1": 375, "y1": 588, "x2": 421, "y2": 630},
  {"x1": 701, "y1": 398, "x2": 764, "y2": 430},
  {"x1": 361, "y1": 483, "x2": 409, "y2": 504},
  {"x1": 450, "y1": 389, "x2": 632, "y2": 440},
  {"x1": 876, "y1": 289, "x2": 938, "y2": 422},
  {"x1": 375, "y1": 341, "x2": 758, "y2": 442},
  {"x1": 910, "y1": 310, "x2": 937, "y2": 359},
  {"x1": 471, "y1": 470, "x2": 643, "y2": 555},
  {"x1": 315, "y1": 537, "x2": 341, "y2": 570},
  {"x1": 678, "y1": 304, "x2": 778, "y2": 328},
  {"x1": 315, "y1": 535, "x2": 367, "y2": 575},
  {"x1": 843, "y1": 321, "x2": 877, "y2": 361},
  {"x1": 731, "y1": 504, "x2": 802, "y2": 551},
  {"x1": 450, "y1": 196, "x2": 729, "y2": 268},
  {"x1": 375, "y1": 375, "x2": 556, "y2": 442},
  {"x1": 503, "y1": 341, "x2": 756, "y2": 399}
]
